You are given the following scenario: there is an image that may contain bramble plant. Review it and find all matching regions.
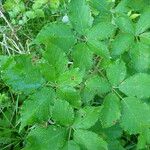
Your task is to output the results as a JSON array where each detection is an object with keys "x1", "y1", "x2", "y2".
[{"x1": 0, "y1": 0, "x2": 150, "y2": 150}]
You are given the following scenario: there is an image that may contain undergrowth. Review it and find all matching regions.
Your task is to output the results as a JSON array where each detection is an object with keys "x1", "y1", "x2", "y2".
[{"x1": 0, "y1": 0, "x2": 150, "y2": 150}]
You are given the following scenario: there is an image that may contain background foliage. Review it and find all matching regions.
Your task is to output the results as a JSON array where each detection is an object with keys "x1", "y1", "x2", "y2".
[{"x1": 0, "y1": 0, "x2": 150, "y2": 149}]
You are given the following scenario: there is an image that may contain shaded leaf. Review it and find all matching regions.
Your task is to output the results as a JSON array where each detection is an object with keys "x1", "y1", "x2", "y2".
[{"x1": 82, "y1": 75, "x2": 111, "y2": 103}]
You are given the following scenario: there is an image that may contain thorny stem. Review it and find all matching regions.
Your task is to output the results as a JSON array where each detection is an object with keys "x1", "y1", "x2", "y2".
[
  {"x1": 112, "y1": 88, "x2": 123, "y2": 100},
  {"x1": 68, "y1": 127, "x2": 72, "y2": 141}
]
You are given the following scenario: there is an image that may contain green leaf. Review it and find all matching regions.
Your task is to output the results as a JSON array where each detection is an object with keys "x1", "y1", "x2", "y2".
[
  {"x1": 62, "y1": 140, "x2": 80, "y2": 150},
  {"x1": 39, "y1": 62, "x2": 56, "y2": 82},
  {"x1": 129, "y1": 42, "x2": 150, "y2": 72},
  {"x1": 93, "y1": 12, "x2": 112, "y2": 24},
  {"x1": 100, "y1": 93, "x2": 121, "y2": 128},
  {"x1": 119, "y1": 73, "x2": 150, "y2": 98},
  {"x1": 140, "y1": 32, "x2": 150, "y2": 45},
  {"x1": 97, "y1": 124, "x2": 123, "y2": 141},
  {"x1": 32, "y1": 0, "x2": 48, "y2": 9},
  {"x1": 69, "y1": 0, "x2": 93, "y2": 35},
  {"x1": 86, "y1": 75, "x2": 111, "y2": 95},
  {"x1": 73, "y1": 106, "x2": 101, "y2": 129},
  {"x1": 120, "y1": 97, "x2": 150, "y2": 134},
  {"x1": 87, "y1": 22, "x2": 116, "y2": 40},
  {"x1": 52, "y1": 99, "x2": 74, "y2": 126},
  {"x1": 57, "y1": 68, "x2": 83, "y2": 87},
  {"x1": 89, "y1": 0, "x2": 114, "y2": 12},
  {"x1": 107, "y1": 140, "x2": 125, "y2": 150},
  {"x1": 81, "y1": 88, "x2": 95, "y2": 104},
  {"x1": 82, "y1": 75, "x2": 111, "y2": 103},
  {"x1": 24, "y1": 126, "x2": 67, "y2": 150},
  {"x1": 115, "y1": 0, "x2": 129, "y2": 14},
  {"x1": 87, "y1": 40, "x2": 110, "y2": 58},
  {"x1": 35, "y1": 23, "x2": 76, "y2": 52},
  {"x1": 111, "y1": 33, "x2": 134, "y2": 57},
  {"x1": 86, "y1": 21, "x2": 115, "y2": 58},
  {"x1": 72, "y1": 43, "x2": 93, "y2": 71},
  {"x1": 1, "y1": 55, "x2": 45, "y2": 94},
  {"x1": 20, "y1": 87, "x2": 56, "y2": 130},
  {"x1": 43, "y1": 44, "x2": 68, "y2": 80},
  {"x1": 137, "y1": 128, "x2": 150, "y2": 149},
  {"x1": 115, "y1": 15, "x2": 135, "y2": 34},
  {"x1": 74, "y1": 129, "x2": 108, "y2": 150},
  {"x1": 0, "y1": 55, "x2": 13, "y2": 70},
  {"x1": 57, "y1": 86, "x2": 81, "y2": 109},
  {"x1": 106, "y1": 60, "x2": 126, "y2": 86},
  {"x1": 136, "y1": 8, "x2": 150, "y2": 35},
  {"x1": 126, "y1": 0, "x2": 150, "y2": 12}
]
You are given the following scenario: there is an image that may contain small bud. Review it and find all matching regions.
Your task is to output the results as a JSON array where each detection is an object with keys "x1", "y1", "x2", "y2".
[{"x1": 62, "y1": 15, "x2": 69, "y2": 23}]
